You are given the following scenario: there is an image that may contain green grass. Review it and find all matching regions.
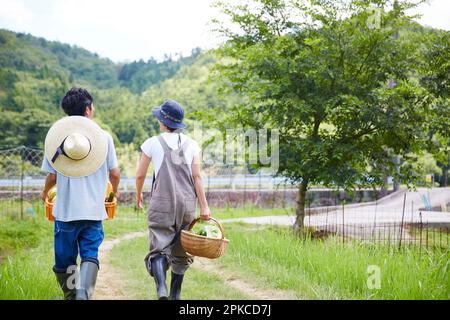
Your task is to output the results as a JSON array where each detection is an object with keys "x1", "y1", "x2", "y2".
[
  {"x1": 0, "y1": 205, "x2": 147, "y2": 300},
  {"x1": 0, "y1": 235, "x2": 61, "y2": 299},
  {"x1": 0, "y1": 216, "x2": 49, "y2": 259},
  {"x1": 115, "y1": 204, "x2": 293, "y2": 221},
  {"x1": 212, "y1": 205, "x2": 293, "y2": 220},
  {"x1": 218, "y1": 223, "x2": 450, "y2": 300},
  {"x1": 408, "y1": 227, "x2": 450, "y2": 248},
  {"x1": 108, "y1": 222, "x2": 448, "y2": 300},
  {"x1": 108, "y1": 236, "x2": 250, "y2": 300},
  {"x1": 1, "y1": 204, "x2": 448, "y2": 300}
]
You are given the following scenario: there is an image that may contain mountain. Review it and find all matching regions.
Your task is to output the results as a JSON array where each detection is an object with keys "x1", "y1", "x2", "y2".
[{"x1": 0, "y1": 29, "x2": 205, "y2": 148}]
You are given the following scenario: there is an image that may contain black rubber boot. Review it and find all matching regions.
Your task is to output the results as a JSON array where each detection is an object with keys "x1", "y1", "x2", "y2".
[
  {"x1": 75, "y1": 261, "x2": 99, "y2": 300},
  {"x1": 169, "y1": 272, "x2": 184, "y2": 300},
  {"x1": 151, "y1": 255, "x2": 168, "y2": 300},
  {"x1": 54, "y1": 270, "x2": 76, "y2": 300}
]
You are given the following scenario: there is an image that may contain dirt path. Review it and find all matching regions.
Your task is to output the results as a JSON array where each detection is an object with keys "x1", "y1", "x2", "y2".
[
  {"x1": 93, "y1": 231, "x2": 299, "y2": 300},
  {"x1": 94, "y1": 231, "x2": 146, "y2": 300},
  {"x1": 192, "y1": 257, "x2": 299, "y2": 300}
]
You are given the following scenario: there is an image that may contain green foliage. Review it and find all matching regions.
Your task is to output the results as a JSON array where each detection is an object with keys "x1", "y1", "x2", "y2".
[
  {"x1": 417, "y1": 29, "x2": 450, "y2": 186},
  {"x1": 213, "y1": 0, "x2": 444, "y2": 200},
  {"x1": 118, "y1": 48, "x2": 202, "y2": 94},
  {"x1": 0, "y1": 29, "x2": 205, "y2": 149},
  {"x1": 141, "y1": 53, "x2": 233, "y2": 119}
]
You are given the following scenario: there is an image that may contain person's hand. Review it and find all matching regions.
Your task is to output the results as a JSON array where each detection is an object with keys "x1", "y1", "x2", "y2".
[
  {"x1": 40, "y1": 191, "x2": 47, "y2": 202},
  {"x1": 200, "y1": 206, "x2": 211, "y2": 221},
  {"x1": 137, "y1": 193, "x2": 144, "y2": 209},
  {"x1": 114, "y1": 191, "x2": 120, "y2": 201}
]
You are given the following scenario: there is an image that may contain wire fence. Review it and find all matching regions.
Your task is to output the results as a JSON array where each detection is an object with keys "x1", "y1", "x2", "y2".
[
  {"x1": 0, "y1": 146, "x2": 448, "y2": 249},
  {"x1": 301, "y1": 206, "x2": 449, "y2": 250},
  {"x1": 0, "y1": 146, "x2": 44, "y2": 219}
]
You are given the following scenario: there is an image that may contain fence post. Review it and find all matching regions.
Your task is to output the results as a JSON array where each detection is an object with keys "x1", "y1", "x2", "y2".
[
  {"x1": 399, "y1": 193, "x2": 407, "y2": 249},
  {"x1": 20, "y1": 148, "x2": 25, "y2": 219},
  {"x1": 419, "y1": 211, "x2": 423, "y2": 256},
  {"x1": 372, "y1": 196, "x2": 378, "y2": 239},
  {"x1": 243, "y1": 171, "x2": 247, "y2": 208},
  {"x1": 342, "y1": 200, "x2": 345, "y2": 245}
]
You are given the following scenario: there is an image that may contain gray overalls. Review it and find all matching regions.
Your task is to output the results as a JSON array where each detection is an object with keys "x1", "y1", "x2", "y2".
[{"x1": 144, "y1": 135, "x2": 197, "y2": 275}]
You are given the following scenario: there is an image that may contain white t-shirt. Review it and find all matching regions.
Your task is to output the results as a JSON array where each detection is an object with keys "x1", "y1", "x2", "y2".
[{"x1": 140, "y1": 132, "x2": 201, "y2": 177}]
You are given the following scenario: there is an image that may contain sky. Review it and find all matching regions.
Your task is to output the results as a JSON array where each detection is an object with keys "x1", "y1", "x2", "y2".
[{"x1": 0, "y1": 0, "x2": 449, "y2": 63}]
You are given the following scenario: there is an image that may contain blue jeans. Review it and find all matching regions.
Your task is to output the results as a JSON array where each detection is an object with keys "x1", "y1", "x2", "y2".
[{"x1": 53, "y1": 220, "x2": 104, "y2": 273}]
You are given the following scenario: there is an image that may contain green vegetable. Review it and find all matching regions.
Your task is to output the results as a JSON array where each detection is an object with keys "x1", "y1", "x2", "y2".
[
  {"x1": 191, "y1": 223, "x2": 222, "y2": 239},
  {"x1": 107, "y1": 191, "x2": 115, "y2": 202}
]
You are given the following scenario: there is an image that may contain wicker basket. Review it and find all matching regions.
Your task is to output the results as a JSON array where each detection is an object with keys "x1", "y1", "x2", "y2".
[
  {"x1": 45, "y1": 197, "x2": 117, "y2": 221},
  {"x1": 181, "y1": 217, "x2": 230, "y2": 259}
]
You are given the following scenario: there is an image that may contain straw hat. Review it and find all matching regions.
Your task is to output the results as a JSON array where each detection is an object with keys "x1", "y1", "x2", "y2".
[{"x1": 44, "y1": 116, "x2": 108, "y2": 177}]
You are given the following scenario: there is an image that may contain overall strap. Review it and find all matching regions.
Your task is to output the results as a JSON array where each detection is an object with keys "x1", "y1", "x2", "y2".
[
  {"x1": 179, "y1": 137, "x2": 191, "y2": 156},
  {"x1": 157, "y1": 135, "x2": 171, "y2": 153}
]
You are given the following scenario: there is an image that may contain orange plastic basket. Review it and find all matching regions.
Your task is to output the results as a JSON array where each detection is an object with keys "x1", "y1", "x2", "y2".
[
  {"x1": 45, "y1": 197, "x2": 117, "y2": 221},
  {"x1": 181, "y1": 217, "x2": 229, "y2": 259},
  {"x1": 45, "y1": 197, "x2": 55, "y2": 222},
  {"x1": 104, "y1": 197, "x2": 117, "y2": 220}
]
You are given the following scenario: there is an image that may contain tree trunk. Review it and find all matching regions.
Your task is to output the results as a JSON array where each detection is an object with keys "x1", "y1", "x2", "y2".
[
  {"x1": 294, "y1": 181, "x2": 308, "y2": 236},
  {"x1": 440, "y1": 167, "x2": 448, "y2": 187},
  {"x1": 393, "y1": 156, "x2": 401, "y2": 191}
]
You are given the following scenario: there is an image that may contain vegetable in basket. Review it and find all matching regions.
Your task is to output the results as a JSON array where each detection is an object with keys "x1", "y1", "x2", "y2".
[
  {"x1": 105, "y1": 181, "x2": 115, "y2": 202},
  {"x1": 48, "y1": 186, "x2": 57, "y2": 202},
  {"x1": 191, "y1": 222, "x2": 222, "y2": 239}
]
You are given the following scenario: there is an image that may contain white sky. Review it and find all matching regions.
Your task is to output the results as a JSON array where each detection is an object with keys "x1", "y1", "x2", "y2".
[{"x1": 0, "y1": 0, "x2": 448, "y2": 63}]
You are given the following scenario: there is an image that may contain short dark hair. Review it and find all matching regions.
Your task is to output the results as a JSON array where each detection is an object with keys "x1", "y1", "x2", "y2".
[{"x1": 61, "y1": 87, "x2": 93, "y2": 116}]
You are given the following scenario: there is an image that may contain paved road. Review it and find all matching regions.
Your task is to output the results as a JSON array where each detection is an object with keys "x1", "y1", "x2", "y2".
[{"x1": 225, "y1": 188, "x2": 450, "y2": 241}]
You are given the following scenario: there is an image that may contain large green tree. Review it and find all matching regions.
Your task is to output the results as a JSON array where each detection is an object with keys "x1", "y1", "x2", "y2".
[
  {"x1": 418, "y1": 30, "x2": 450, "y2": 186},
  {"x1": 213, "y1": 0, "x2": 434, "y2": 233}
]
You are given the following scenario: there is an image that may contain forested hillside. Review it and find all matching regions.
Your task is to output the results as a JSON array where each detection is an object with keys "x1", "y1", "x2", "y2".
[
  {"x1": 0, "y1": 23, "x2": 448, "y2": 185},
  {"x1": 0, "y1": 29, "x2": 208, "y2": 149}
]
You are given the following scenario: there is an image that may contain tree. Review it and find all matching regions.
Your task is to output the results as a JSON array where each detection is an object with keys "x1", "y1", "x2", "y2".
[
  {"x1": 418, "y1": 30, "x2": 450, "y2": 186},
  {"x1": 213, "y1": 0, "x2": 433, "y2": 234}
]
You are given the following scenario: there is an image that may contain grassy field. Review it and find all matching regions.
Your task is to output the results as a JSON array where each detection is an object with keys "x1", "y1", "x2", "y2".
[
  {"x1": 1, "y1": 204, "x2": 449, "y2": 300},
  {"x1": 211, "y1": 206, "x2": 294, "y2": 220},
  {"x1": 218, "y1": 224, "x2": 449, "y2": 300},
  {"x1": 109, "y1": 236, "x2": 250, "y2": 300},
  {"x1": 113, "y1": 205, "x2": 294, "y2": 221},
  {"x1": 108, "y1": 223, "x2": 449, "y2": 300},
  {"x1": 408, "y1": 227, "x2": 450, "y2": 249},
  {"x1": 0, "y1": 205, "x2": 147, "y2": 300}
]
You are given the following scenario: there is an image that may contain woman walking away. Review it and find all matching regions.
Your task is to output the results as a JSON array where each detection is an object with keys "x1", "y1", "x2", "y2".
[{"x1": 135, "y1": 100, "x2": 211, "y2": 300}]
